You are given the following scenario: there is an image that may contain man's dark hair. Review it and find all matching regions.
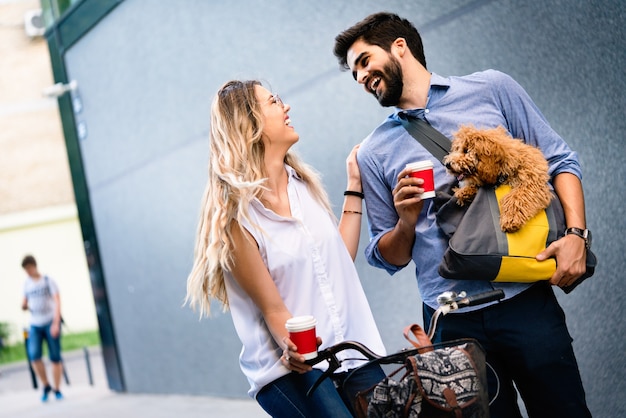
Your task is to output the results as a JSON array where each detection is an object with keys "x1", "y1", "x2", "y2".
[
  {"x1": 21, "y1": 254, "x2": 37, "y2": 268},
  {"x1": 334, "y1": 12, "x2": 427, "y2": 70}
]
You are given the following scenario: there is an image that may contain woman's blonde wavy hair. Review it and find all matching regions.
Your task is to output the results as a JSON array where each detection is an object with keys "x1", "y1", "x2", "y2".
[{"x1": 186, "y1": 80, "x2": 332, "y2": 317}]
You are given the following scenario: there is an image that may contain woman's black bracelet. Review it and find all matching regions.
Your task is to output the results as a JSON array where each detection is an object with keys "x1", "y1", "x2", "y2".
[{"x1": 344, "y1": 190, "x2": 364, "y2": 199}]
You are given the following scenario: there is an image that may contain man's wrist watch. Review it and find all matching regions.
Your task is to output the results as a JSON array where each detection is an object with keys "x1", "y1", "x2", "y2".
[{"x1": 565, "y1": 227, "x2": 592, "y2": 250}]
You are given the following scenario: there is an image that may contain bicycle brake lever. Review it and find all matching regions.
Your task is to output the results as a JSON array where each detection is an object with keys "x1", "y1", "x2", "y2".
[
  {"x1": 305, "y1": 341, "x2": 381, "y2": 397},
  {"x1": 305, "y1": 349, "x2": 342, "y2": 397}
]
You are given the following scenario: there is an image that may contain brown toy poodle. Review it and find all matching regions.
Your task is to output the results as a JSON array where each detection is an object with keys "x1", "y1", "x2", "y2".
[{"x1": 443, "y1": 125, "x2": 553, "y2": 233}]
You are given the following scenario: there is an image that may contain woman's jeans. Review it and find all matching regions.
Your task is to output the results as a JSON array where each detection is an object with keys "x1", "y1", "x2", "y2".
[{"x1": 257, "y1": 363, "x2": 385, "y2": 418}]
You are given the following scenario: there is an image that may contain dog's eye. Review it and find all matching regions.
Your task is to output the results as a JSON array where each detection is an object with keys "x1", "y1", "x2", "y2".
[{"x1": 462, "y1": 147, "x2": 469, "y2": 153}]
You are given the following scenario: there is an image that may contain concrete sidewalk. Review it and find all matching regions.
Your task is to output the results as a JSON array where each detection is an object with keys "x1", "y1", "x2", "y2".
[{"x1": 0, "y1": 347, "x2": 269, "y2": 418}]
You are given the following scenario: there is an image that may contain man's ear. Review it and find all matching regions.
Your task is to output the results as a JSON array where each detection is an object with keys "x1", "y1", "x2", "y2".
[{"x1": 392, "y1": 37, "x2": 407, "y2": 57}]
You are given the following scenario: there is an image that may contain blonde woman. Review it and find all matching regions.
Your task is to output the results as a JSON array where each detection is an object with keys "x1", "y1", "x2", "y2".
[{"x1": 186, "y1": 80, "x2": 386, "y2": 417}]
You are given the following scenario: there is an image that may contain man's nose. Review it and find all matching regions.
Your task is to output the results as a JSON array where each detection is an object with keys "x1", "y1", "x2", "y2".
[{"x1": 356, "y1": 69, "x2": 368, "y2": 85}]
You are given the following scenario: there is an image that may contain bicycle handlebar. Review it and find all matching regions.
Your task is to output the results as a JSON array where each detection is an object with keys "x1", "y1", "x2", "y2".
[
  {"x1": 306, "y1": 340, "x2": 381, "y2": 367},
  {"x1": 427, "y1": 289, "x2": 504, "y2": 340},
  {"x1": 457, "y1": 289, "x2": 504, "y2": 308},
  {"x1": 304, "y1": 340, "x2": 381, "y2": 396},
  {"x1": 304, "y1": 289, "x2": 505, "y2": 397}
]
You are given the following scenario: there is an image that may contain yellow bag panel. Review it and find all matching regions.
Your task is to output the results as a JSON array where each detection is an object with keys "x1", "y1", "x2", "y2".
[
  {"x1": 493, "y1": 185, "x2": 555, "y2": 282},
  {"x1": 505, "y1": 213, "x2": 550, "y2": 257},
  {"x1": 495, "y1": 257, "x2": 556, "y2": 282},
  {"x1": 494, "y1": 185, "x2": 550, "y2": 257}
]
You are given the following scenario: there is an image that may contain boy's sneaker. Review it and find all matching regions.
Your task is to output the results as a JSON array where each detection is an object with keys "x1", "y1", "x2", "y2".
[
  {"x1": 41, "y1": 385, "x2": 52, "y2": 402},
  {"x1": 54, "y1": 390, "x2": 63, "y2": 400}
]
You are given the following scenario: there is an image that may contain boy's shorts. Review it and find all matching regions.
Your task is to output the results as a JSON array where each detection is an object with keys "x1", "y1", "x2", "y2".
[{"x1": 28, "y1": 322, "x2": 62, "y2": 362}]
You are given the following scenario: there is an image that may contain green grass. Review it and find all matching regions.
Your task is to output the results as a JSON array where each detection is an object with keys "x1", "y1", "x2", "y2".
[{"x1": 0, "y1": 330, "x2": 100, "y2": 366}]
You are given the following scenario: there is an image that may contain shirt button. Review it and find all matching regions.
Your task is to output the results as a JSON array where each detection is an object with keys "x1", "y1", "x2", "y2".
[{"x1": 425, "y1": 109, "x2": 430, "y2": 113}]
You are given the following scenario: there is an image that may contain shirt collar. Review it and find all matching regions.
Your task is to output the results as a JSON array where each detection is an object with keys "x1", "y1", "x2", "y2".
[
  {"x1": 393, "y1": 72, "x2": 450, "y2": 121},
  {"x1": 284, "y1": 163, "x2": 301, "y2": 180},
  {"x1": 250, "y1": 164, "x2": 301, "y2": 220},
  {"x1": 429, "y1": 72, "x2": 451, "y2": 89}
]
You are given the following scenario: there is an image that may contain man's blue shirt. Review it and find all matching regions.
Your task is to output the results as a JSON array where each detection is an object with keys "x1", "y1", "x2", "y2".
[{"x1": 357, "y1": 70, "x2": 581, "y2": 309}]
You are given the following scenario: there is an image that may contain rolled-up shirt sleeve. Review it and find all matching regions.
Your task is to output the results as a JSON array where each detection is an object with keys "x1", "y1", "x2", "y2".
[
  {"x1": 492, "y1": 71, "x2": 582, "y2": 180},
  {"x1": 358, "y1": 129, "x2": 411, "y2": 275},
  {"x1": 365, "y1": 226, "x2": 409, "y2": 275}
]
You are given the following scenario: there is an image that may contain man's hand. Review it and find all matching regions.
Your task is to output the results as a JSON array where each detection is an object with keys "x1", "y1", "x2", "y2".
[
  {"x1": 377, "y1": 167, "x2": 426, "y2": 266},
  {"x1": 392, "y1": 167, "x2": 426, "y2": 227},
  {"x1": 537, "y1": 234, "x2": 587, "y2": 287}
]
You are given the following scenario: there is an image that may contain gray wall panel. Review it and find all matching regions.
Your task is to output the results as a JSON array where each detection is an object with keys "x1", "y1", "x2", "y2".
[{"x1": 60, "y1": 0, "x2": 624, "y2": 415}]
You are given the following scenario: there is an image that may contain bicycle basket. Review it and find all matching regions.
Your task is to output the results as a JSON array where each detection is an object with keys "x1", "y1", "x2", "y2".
[{"x1": 350, "y1": 338, "x2": 489, "y2": 418}]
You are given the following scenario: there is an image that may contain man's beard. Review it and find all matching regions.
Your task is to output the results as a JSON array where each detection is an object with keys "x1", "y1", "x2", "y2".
[{"x1": 375, "y1": 56, "x2": 403, "y2": 107}]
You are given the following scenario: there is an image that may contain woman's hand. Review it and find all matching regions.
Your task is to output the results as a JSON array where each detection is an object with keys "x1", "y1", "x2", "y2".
[
  {"x1": 340, "y1": 143, "x2": 365, "y2": 260},
  {"x1": 281, "y1": 336, "x2": 322, "y2": 374},
  {"x1": 345, "y1": 144, "x2": 362, "y2": 192}
]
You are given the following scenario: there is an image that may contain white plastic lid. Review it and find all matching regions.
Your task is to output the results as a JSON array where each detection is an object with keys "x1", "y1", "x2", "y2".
[
  {"x1": 405, "y1": 160, "x2": 434, "y2": 171},
  {"x1": 285, "y1": 315, "x2": 317, "y2": 332}
]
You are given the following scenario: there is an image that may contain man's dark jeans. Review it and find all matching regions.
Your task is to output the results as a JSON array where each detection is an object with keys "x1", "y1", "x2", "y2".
[{"x1": 423, "y1": 282, "x2": 591, "y2": 418}]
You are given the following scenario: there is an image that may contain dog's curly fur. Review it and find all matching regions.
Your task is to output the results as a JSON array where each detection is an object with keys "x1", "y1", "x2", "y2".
[{"x1": 443, "y1": 125, "x2": 553, "y2": 233}]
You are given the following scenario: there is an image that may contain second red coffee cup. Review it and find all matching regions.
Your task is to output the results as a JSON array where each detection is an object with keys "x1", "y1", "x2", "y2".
[
  {"x1": 285, "y1": 315, "x2": 318, "y2": 360},
  {"x1": 405, "y1": 160, "x2": 436, "y2": 199}
]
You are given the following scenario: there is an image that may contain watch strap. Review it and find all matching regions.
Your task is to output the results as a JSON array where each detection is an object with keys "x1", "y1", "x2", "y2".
[{"x1": 565, "y1": 227, "x2": 590, "y2": 248}]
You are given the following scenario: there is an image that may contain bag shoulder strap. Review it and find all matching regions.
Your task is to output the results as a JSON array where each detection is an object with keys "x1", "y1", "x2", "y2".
[
  {"x1": 44, "y1": 275, "x2": 50, "y2": 294},
  {"x1": 44, "y1": 275, "x2": 64, "y2": 324},
  {"x1": 399, "y1": 115, "x2": 451, "y2": 163}
]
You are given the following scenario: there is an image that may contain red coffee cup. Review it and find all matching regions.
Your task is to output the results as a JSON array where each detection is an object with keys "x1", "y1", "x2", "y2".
[
  {"x1": 285, "y1": 316, "x2": 318, "y2": 360},
  {"x1": 406, "y1": 160, "x2": 435, "y2": 199}
]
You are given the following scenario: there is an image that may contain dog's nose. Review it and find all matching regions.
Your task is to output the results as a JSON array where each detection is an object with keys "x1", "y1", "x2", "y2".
[{"x1": 445, "y1": 162, "x2": 452, "y2": 169}]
